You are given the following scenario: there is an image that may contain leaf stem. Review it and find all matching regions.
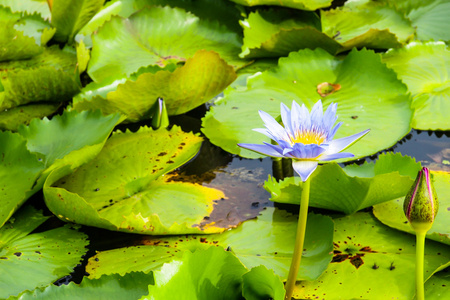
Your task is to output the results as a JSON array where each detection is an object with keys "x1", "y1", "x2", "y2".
[
  {"x1": 284, "y1": 177, "x2": 311, "y2": 300},
  {"x1": 415, "y1": 230, "x2": 427, "y2": 300}
]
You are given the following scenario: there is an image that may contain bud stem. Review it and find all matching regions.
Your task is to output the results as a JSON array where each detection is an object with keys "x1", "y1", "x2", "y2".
[
  {"x1": 284, "y1": 177, "x2": 310, "y2": 300},
  {"x1": 415, "y1": 230, "x2": 427, "y2": 300}
]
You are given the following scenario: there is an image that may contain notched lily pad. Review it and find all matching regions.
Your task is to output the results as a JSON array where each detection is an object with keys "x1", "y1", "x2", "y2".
[
  {"x1": 44, "y1": 126, "x2": 227, "y2": 235},
  {"x1": 294, "y1": 212, "x2": 450, "y2": 299},
  {"x1": 373, "y1": 171, "x2": 450, "y2": 245},
  {"x1": 75, "y1": 50, "x2": 237, "y2": 121},
  {"x1": 85, "y1": 208, "x2": 334, "y2": 282},
  {"x1": 0, "y1": 206, "x2": 89, "y2": 299}
]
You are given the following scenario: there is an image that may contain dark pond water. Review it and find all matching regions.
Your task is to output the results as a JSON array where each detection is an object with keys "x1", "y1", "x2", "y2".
[{"x1": 42, "y1": 108, "x2": 449, "y2": 285}]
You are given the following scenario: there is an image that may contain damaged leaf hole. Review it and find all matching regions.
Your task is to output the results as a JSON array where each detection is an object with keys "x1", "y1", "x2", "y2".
[{"x1": 331, "y1": 244, "x2": 377, "y2": 269}]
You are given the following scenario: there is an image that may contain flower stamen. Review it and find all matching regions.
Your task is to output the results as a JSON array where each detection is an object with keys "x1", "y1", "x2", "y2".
[{"x1": 291, "y1": 130, "x2": 326, "y2": 145}]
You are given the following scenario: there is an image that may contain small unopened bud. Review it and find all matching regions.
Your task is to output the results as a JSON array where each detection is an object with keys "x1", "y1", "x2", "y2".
[
  {"x1": 151, "y1": 97, "x2": 169, "y2": 129},
  {"x1": 403, "y1": 167, "x2": 439, "y2": 233}
]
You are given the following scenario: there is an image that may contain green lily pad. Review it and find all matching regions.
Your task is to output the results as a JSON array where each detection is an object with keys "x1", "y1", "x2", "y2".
[
  {"x1": 321, "y1": 1, "x2": 414, "y2": 52},
  {"x1": 228, "y1": 0, "x2": 332, "y2": 11},
  {"x1": 50, "y1": 0, "x2": 105, "y2": 43},
  {"x1": 87, "y1": 6, "x2": 244, "y2": 82},
  {"x1": 0, "y1": 103, "x2": 60, "y2": 131},
  {"x1": 373, "y1": 171, "x2": 450, "y2": 245},
  {"x1": 383, "y1": 41, "x2": 450, "y2": 130},
  {"x1": 75, "y1": 50, "x2": 236, "y2": 121},
  {"x1": 239, "y1": 8, "x2": 341, "y2": 58},
  {"x1": 293, "y1": 212, "x2": 450, "y2": 299},
  {"x1": 265, "y1": 153, "x2": 422, "y2": 214},
  {"x1": 85, "y1": 208, "x2": 334, "y2": 282},
  {"x1": 0, "y1": 206, "x2": 89, "y2": 299},
  {"x1": 44, "y1": 126, "x2": 227, "y2": 234},
  {"x1": 13, "y1": 272, "x2": 154, "y2": 300},
  {"x1": 0, "y1": 6, "x2": 52, "y2": 61},
  {"x1": 202, "y1": 48, "x2": 412, "y2": 160},
  {"x1": 0, "y1": 131, "x2": 44, "y2": 227},
  {"x1": 0, "y1": 46, "x2": 80, "y2": 110},
  {"x1": 142, "y1": 247, "x2": 247, "y2": 300},
  {"x1": 425, "y1": 268, "x2": 450, "y2": 299},
  {"x1": 242, "y1": 265, "x2": 285, "y2": 300},
  {"x1": 0, "y1": 0, "x2": 51, "y2": 19},
  {"x1": 387, "y1": 0, "x2": 450, "y2": 42}
]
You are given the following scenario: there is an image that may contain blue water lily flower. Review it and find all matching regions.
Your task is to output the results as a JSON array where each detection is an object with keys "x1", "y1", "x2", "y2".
[{"x1": 238, "y1": 100, "x2": 370, "y2": 181}]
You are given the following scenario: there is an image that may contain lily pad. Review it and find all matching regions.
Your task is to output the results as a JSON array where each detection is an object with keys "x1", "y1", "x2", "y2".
[
  {"x1": 85, "y1": 208, "x2": 334, "y2": 282},
  {"x1": 0, "y1": 46, "x2": 80, "y2": 110},
  {"x1": 0, "y1": 131, "x2": 44, "y2": 227},
  {"x1": 373, "y1": 171, "x2": 450, "y2": 245},
  {"x1": 87, "y1": 6, "x2": 244, "y2": 82},
  {"x1": 75, "y1": 50, "x2": 236, "y2": 121},
  {"x1": 265, "y1": 153, "x2": 422, "y2": 214},
  {"x1": 202, "y1": 48, "x2": 412, "y2": 160},
  {"x1": 239, "y1": 8, "x2": 341, "y2": 58},
  {"x1": 44, "y1": 126, "x2": 227, "y2": 234},
  {"x1": 142, "y1": 247, "x2": 247, "y2": 300},
  {"x1": 242, "y1": 265, "x2": 285, "y2": 300},
  {"x1": 383, "y1": 41, "x2": 450, "y2": 130},
  {"x1": 321, "y1": 1, "x2": 414, "y2": 52},
  {"x1": 425, "y1": 268, "x2": 450, "y2": 299},
  {"x1": 387, "y1": 0, "x2": 450, "y2": 42},
  {"x1": 0, "y1": 206, "x2": 89, "y2": 299},
  {"x1": 0, "y1": 0, "x2": 51, "y2": 19},
  {"x1": 293, "y1": 212, "x2": 450, "y2": 299},
  {"x1": 0, "y1": 6, "x2": 52, "y2": 61},
  {"x1": 0, "y1": 103, "x2": 60, "y2": 131},
  {"x1": 13, "y1": 272, "x2": 154, "y2": 300},
  {"x1": 50, "y1": 0, "x2": 105, "y2": 43},
  {"x1": 228, "y1": 0, "x2": 332, "y2": 11}
]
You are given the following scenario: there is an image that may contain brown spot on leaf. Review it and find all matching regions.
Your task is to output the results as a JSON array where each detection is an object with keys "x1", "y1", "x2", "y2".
[
  {"x1": 350, "y1": 254, "x2": 364, "y2": 269},
  {"x1": 317, "y1": 82, "x2": 341, "y2": 97}
]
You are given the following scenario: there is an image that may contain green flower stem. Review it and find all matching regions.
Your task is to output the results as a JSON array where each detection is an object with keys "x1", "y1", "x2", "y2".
[
  {"x1": 284, "y1": 177, "x2": 311, "y2": 300},
  {"x1": 415, "y1": 230, "x2": 427, "y2": 300}
]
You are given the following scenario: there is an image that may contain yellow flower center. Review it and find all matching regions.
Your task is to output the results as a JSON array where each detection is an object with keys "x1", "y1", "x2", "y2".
[{"x1": 291, "y1": 130, "x2": 325, "y2": 145}]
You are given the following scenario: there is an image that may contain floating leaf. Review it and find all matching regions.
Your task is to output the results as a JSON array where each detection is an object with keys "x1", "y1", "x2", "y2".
[
  {"x1": 425, "y1": 268, "x2": 450, "y2": 299},
  {"x1": 383, "y1": 41, "x2": 450, "y2": 130},
  {"x1": 75, "y1": 50, "x2": 236, "y2": 121},
  {"x1": 0, "y1": 0, "x2": 51, "y2": 19},
  {"x1": 293, "y1": 212, "x2": 450, "y2": 299},
  {"x1": 0, "y1": 206, "x2": 89, "y2": 299},
  {"x1": 239, "y1": 8, "x2": 340, "y2": 58},
  {"x1": 85, "y1": 208, "x2": 334, "y2": 282},
  {"x1": 44, "y1": 126, "x2": 227, "y2": 234},
  {"x1": 14, "y1": 272, "x2": 154, "y2": 300},
  {"x1": 87, "y1": 6, "x2": 244, "y2": 82},
  {"x1": 0, "y1": 132, "x2": 44, "y2": 227},
  {"x1": 0, "y1": 103, "x2": 60, "y2": 131},
  {"x1": 142, "y1": 247, "x2": 247, "y2": 300},
  {"x1": 50, "y1": 0, "x2": 105, "y2": 43},
  {"x1": 321, "y1": 1, "x2": 414, "y2": 52},
  {"x1": 242, "y1": 265, "x2": 285, "y2": 300},
  {"x1": 0, "y1": 6, "x2": 52, "y2": 61},
  {"x1": 202, "y1": 48, "x2": 412, "y2": 160},
  {"x1": 387, "y1": 0, "x2": 450, "y2": 42},
  {"x1": 373, "y1": 171, "x2": 450, "y2": 245},
  {"x1": 228, "y1": 0, "x2": 332, "y2": 11},
  {"x1": 0, "y1": 46, "x2": 80, "y2": 110},
  {"x1": 265, "y1": 153, "x2": 422, "y2": 214}
]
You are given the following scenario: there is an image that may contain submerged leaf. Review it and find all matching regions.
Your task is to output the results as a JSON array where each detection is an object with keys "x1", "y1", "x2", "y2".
[
  {"x1": 44, "y1": 126, "x2": 227, "y2": 234},
  {"x1": 0, "y1": 206, "x2": 89, "y2": 299},
  {"x1": 265, "y1": 153, "x2": 422, "y2": 214},
  {"x1": 293, "y1": 212, "x2": 450, "y2": 299}
]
